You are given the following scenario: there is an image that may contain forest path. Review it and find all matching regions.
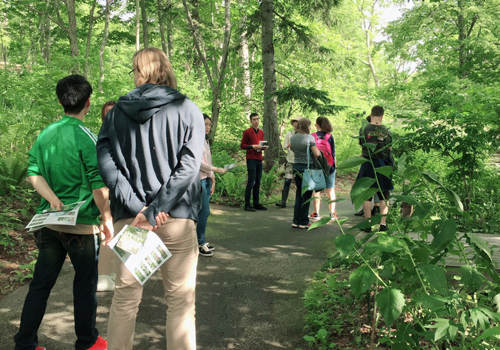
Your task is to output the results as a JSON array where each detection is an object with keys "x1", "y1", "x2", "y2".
[{"x1": 0, "y1": 200, "x2": 354, "y2": 350}]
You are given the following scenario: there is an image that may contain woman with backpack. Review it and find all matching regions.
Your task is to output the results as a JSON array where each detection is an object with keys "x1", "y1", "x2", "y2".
[{"x1": 310, "y1": 117, "x2": 337, "y2": 221}]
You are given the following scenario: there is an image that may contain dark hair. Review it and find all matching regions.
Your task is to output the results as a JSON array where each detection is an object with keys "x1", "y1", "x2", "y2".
[
  {"x1": 101, "y1": 101, "x2": 116, "y2": 122},
  {"x1": 249, "y1": 112, "x2": 259, "y2": 121},
  {"x1": 56, "y1": 75, "x2": 93, "y2": 115},
  {"x1": 371, "y1": 106, "x2": 384, "y2": 117},
  {"x1": 315, "y1": 116, "x2": 333, "y2": 133},
  {"x1": 203, "y1": 113, "x2": 211, "y2": 121}
]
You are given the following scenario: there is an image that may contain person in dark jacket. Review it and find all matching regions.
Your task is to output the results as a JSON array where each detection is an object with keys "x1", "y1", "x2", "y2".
[{"x1": 96, "y1": 47, "x2": 205, "y2": 350}]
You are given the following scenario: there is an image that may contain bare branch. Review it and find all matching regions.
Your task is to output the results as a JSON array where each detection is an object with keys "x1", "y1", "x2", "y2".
[
  {"x1": 181, "y1": 0, "x2": 214, "y2": 90},
  {"x1": 275, "y1": 69, "x2": 294, "y2": 84},
  {"x1": 215, "y1": 0, "x2": 232, "y2": 94},
  {"x1": 27, "y1": 4, "x2": 68, "y2": 33}
]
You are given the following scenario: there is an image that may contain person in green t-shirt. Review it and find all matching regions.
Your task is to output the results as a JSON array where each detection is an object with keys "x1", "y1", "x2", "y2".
[
  {"x1": 14, "y1": 75, "x2": 112, "y2": 350},
  {"x1": 356, "y1": 105, "x2": 394, "y2": 233}
]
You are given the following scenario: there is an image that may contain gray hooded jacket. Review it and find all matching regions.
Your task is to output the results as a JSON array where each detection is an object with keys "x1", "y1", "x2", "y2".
[{"x1": 96, "y1": 84, "x2": 205, "y2": 226}]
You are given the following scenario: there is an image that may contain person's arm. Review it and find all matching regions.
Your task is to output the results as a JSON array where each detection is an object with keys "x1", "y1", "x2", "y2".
[
  {"x1": 92, "y1": 187, "x2": 114, "y2": 244},
  {"x1": 27, "y1": 175, "x2": 63, "y2": 210},
  {"x1": 311, "y1": 145, "x2": 321, "y2": 158},
  {"x1": 284, "y1": 132, "x2": 292, "y2": 150},
  {"x1": 211, "y1": 177, "x2": 216, "y2": 195},
  {"x1": 96, "y1": 118, "x2": 145, "y2": 216},
  {"x1": 329, "y1": 135, "x2": 336, "y2": 166},
  {"x1": 139, "y1": 109, "x2": 206, "y2": 227}
]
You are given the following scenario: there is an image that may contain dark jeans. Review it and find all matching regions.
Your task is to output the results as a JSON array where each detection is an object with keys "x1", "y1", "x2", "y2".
[
  {"x1": 197, "y1": 177, "x2": 212, "y2": 245},
  {"x1": 14, "y1": 228, "x2": 100, "y2": 350},
  {"x1": 245, "y1": 159, "x2": 262, "y2": 206},
  {"x1": 293, "y1": 163, "x2": 313, "y2": 225},
  {"x1": 283, "y1": 178, "x2": 292, "y2": 192}
]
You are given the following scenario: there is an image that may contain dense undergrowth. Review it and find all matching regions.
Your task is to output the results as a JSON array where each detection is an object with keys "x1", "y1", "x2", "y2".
[{"x1": 298, "y1": 143, "x2": 500, "y2": 349}]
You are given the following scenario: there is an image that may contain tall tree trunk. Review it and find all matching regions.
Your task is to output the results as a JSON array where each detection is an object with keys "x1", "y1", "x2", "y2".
[
  {"x1": 238, "y1": 0, "x2": 251, "y2": 113},
  {"x1": 261, "y1": 0, "x2": 279, "y2": 171},
  {"x1": 0, "y1": 13, "x2": 8, "y2": 64},
  {"x1": 356, "y1": 0, "x2": 380, "y2": 88},
  {"x1": 40, "y1": 0, "x2": 52, "y2": 65},
  {"x1": 136, "y1": 0, "x2": 140, "y2": 50},
  {"x1": 157, "y1": 0, "x2": 167, "y2": 53},
  {"x1": 166, "y1": 0, "x2": 173, "y2": 58},
  {"x1": 99, "y1": 0, "x2": 112, "y2": 93},
  {"x1": 66, "y1": 0, "x2": 79, "y2": 58},
  {"x1": 365, "y1": 30, "x2": 380, "y2": 88},
  {"x1": 84, "y1": 0, "x2": 98, "y2": 78},
  {"x1": 190, "y1": 0, "x2": 201, "y2": 76},
  {"x1": 182, "y1": 0, "x2": 231, "y2": 143},
  {"x1": 141, "y1": 0, "x2": 149, "y2": 48}
]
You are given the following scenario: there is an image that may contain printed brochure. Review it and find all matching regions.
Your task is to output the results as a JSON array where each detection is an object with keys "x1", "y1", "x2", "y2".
[
  {"x1": 25, "y1": 201, "x2": 85, "y2": 231},
  {"x1": 108, "y1": 225, "x2": 172, "y2": 285}
]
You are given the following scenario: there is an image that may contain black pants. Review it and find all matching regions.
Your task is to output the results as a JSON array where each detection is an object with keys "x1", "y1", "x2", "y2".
[
  {"x1": 14, "y1": 228, "x2": 100, "y2": 350},
  {"x1": 245, "y1": 159, "x2": 262, "y2": 206}
]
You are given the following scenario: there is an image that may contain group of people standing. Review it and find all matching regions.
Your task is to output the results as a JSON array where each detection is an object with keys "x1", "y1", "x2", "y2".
[
  {"x1": 15, "y1": 48, "x2": 207, "y2": 350},
  {"x1": 240, "y1": 106, "x2": 393, "y2": 232},
  {"x1": 13, "y1": 43, "x2": 393, "y2": 350},
  {"x1": 240, "y1": 114, "x2": 338, "y2": 229}
]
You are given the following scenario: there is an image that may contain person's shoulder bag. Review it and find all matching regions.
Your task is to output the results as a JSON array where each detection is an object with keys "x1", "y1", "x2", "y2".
[{"x1": 302, "y1": 135, "x2": 327, "y2": 191}]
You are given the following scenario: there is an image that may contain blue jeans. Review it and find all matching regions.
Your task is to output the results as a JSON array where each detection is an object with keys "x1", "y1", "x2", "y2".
[
  {"x1": 293, "y1": 163, "x2": 313, "y2": 225},
  {"x1": 14, "y1": 228, "x2": 100, "y2": 350},
  {"x1": 197, "y1": 177, "x2": 212, "y2": 245},
  {"x1": 245, "y1": 159, "x2": 262, "y2": 206}
]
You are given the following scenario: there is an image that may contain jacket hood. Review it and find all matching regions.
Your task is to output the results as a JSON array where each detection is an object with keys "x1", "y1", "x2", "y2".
[{"x1": 116, "y1": 84, "x2": 186, "y2": 124}]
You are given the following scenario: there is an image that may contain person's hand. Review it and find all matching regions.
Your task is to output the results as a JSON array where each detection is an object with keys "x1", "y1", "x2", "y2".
[
  {"x1": 50, "y1": 199, "x2": 64, "y2": 211},
  {"x1": 131, "y1": 211, "x2": 169, "y2": 231},
  {"x1": 131, "y1": 212, "x2": 155, "y2": 230},
  {"x1": 101, "y1": 219, "x2": 114, "y2": 245},
  {"x1": 216, "y1": 167, "x2": 227, "y2": 175},
  {"x1": 253, "y1": 144, "x2": 263, "y2": 151},
  {"x1": 155, "y1": 212, "x2": 169, "y2": 228},
  {"x1": 211, "y1": 178, "x2": 216, "y2": 195}
]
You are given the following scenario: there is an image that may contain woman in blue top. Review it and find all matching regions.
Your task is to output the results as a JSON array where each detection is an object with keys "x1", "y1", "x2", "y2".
[{"x1": 310, "y1": 117, "x2": 337, "y2": 221}]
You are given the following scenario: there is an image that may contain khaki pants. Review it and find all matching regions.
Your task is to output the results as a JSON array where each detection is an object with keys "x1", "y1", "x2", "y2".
[{"x1": 107, "y1": 218, "x2": 198, "y2": 350}]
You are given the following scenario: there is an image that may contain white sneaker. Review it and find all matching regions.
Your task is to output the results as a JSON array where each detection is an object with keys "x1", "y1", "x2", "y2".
[{"x1": 97, "y1": 274, "x2": 116, "y2": 292}]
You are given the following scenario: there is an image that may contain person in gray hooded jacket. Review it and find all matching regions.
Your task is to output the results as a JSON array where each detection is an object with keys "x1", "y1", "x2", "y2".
[{"x1": 96, "y1": 48, "x2": 204, "y2": 350}]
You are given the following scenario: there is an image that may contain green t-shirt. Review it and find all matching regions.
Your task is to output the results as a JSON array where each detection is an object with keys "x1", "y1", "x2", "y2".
[
  {"x1": 359, "y1": 123, "x2": 393, "y2": 160},
  {"x1": 27, "y1": 116, "x2": 105, "y2": 225}
]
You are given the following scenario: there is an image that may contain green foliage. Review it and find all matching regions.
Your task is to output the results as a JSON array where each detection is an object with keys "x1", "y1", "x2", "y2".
[
  {"x1": 302, "y1": 268, "x2": 363, "y2": 350},
  {"x1": 305, "y1": 147, "x2": 500, "y2": 349},
  {"x1": 11, "y1": 260, "x2": 36, "y2": 283},
  {"x1": 260, "y1": 165, "x2": 281, "y2": 196}
]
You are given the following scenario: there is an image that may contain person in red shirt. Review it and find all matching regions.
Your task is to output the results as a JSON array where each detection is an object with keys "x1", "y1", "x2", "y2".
[{"x1": 240, "y1": 113, "x2": 267, "y2": 211}]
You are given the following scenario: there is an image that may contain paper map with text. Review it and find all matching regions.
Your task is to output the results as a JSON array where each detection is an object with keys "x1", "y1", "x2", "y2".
[
  {"x1": 25, "y1": 201, "x2": 85, "y2": 231},
  {"x1": 108, "y1": 225, "x2": 172, "y2": 285}
]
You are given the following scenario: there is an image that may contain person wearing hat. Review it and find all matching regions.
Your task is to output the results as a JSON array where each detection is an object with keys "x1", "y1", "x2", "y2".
[{"x1": 276, "y1": 117, "x2": 299, "y2": 207}]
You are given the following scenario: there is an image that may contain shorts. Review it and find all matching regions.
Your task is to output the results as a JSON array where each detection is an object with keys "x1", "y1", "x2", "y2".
[
  {"x1": 356, "y1": 159, "x2": 394, "y2": 193},
  {"x1": 284, "y1": 161, "x2": 294, "y2": 180},
  {"x1": 370, "y1": 191, "x2": 390, "y2": 201},
  {"x1": 325, "y1": 169, "x2": 336, "y2": 189}
]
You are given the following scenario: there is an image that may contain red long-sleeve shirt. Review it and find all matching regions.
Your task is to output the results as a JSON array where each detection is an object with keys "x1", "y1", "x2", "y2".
[{"x1": 240, "y1": 127, "x2": 265, "y2": 161}]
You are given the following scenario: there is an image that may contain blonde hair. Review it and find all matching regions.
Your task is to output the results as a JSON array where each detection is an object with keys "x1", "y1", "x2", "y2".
[
  {"x1": 297, "y1": 118, "x2": 311, "y2": 134},
  {"x1": 133, "y1": 48, "x2": 177, "y2": 89}
]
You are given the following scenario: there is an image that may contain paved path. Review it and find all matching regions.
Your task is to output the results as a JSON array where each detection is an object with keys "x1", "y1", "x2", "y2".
[
  {"x1": 1, "y1": 200, "x2": 499, "y2": 350},
  {"x1": 0, "y1": 200, "x2": 354, "y2": 350}
]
